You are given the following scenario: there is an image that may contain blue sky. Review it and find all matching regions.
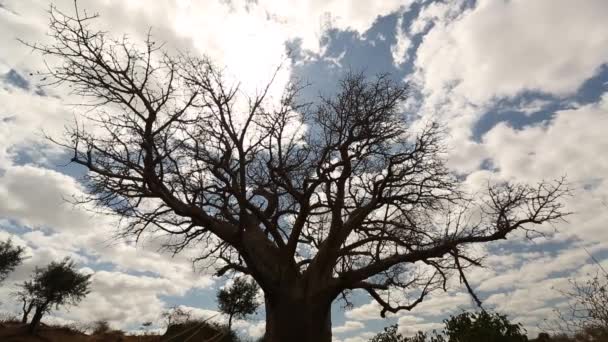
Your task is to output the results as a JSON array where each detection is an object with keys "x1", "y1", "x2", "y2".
[{"x1": 1, "y1": 0, "x2": 608, "y2": 340}]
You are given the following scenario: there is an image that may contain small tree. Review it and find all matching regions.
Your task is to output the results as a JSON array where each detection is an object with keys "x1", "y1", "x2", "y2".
[
  {"x1": 17, "y1": 258, "x2": 91, "y2": 333},
  {"x1": 0, "y1": 239, "x2": 25, "y2": 283},
  {"x1": 162, "y1": 305, "x2": 194, "y2": 327},
  {"x1": 217, "y1": 277, "x2": 260, "y2": 330},
  {"x1": 556, "y1": 272, "x2": 608, "y2": 334}
]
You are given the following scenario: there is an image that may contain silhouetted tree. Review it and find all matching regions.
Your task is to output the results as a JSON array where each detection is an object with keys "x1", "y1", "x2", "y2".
[
  {"x1": 16, "y1": 258, "x2": 91, "y2": 333},
  {"x1": 0, "y1": 239, "x2": 25, "y2": 283},
  {"x1": 217, "y1": 277, "x2": 259, "y2": 330},
  {"x1": 26, "y1": 3, "x2": 569, "y2": 341},
  {"x1": 371, "y1": 311, "x2": 527, "y2": 342},
  {"x1": 370, "y1": 325, "x2": 440, "y2": 342},
  {"x1": 161, "y1": 305, "x2": 193, "y2": 327},
  {"x1": 441, "y1": 311, "x2": 528, "y2": 342},
  {"x1": 544, "y1": 265, "x2": 608, "y2": 341},
  {"x1": 560, "y1": 273, "x2": 608, "y2": 332}
]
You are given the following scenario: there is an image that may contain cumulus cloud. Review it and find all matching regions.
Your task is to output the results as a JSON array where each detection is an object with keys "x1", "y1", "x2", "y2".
[
  {"x1": 414, "y1": 0, "x2": 608, "y2": 105},
  {"x1": 0, "y1": 163, "x2": 215, "y2": 330},
  {"x1": 333, "y1": 320, "x2": 365, "y2": 334},
  {"x1": 0, "y1": 165, "x2": 92, "y2": 231}
]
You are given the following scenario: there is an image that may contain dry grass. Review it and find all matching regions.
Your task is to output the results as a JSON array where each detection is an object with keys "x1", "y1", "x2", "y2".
[{"x1": 0, "y1": 321, "x2": 161, "y2": 342}]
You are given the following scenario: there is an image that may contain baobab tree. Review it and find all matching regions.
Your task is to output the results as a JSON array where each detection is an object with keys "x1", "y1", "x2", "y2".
[{"x1": 27, "y1": 3, "x2": 568, "y2": 341}]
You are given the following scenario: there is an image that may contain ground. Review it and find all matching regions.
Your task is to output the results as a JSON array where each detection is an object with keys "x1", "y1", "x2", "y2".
[{"x1": 0, "y1": 321, "x2": 160, "y2": 342}]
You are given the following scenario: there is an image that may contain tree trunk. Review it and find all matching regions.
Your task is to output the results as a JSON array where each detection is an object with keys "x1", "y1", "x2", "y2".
[
  {"x1": 28, "y1": 306, "x2": 44, "y2": 334},
  {"x1": 263, "y1": 296, "x2": 332, "y2": 342},
  {"x1": 21, "y1": 299, "x2": 34, "y2": 324}
]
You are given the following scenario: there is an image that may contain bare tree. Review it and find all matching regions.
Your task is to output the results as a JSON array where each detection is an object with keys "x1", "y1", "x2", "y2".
[
  {"x1": 25, "y1": 3, "x2": 569, "y2": 341},
  {"x1": 161, "y1": 305, "x2": 193, "y2": 327},
  {"x1": 550, "y1": 269, "x2": 608, "y2": 339}
]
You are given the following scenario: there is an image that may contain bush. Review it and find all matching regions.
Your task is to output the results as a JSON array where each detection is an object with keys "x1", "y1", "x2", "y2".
[
  {"x1": 442, "y1": 310, "x2": 528, "y2": 342},
  {"x1": 371, "y1": 311, "x2": 528, "y2": 342}
]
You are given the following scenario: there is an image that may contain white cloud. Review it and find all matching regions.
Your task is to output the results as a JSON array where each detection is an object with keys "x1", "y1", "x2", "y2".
[
  {"x1": 333, "y1": 320, "x2": 365, "y2": 334},
  {"x1": 391, "y1": 12, "x2": 412, "y2": 66},
  {"x1": 482, "y1": 95, "x2": 608, "y2": 184},
  {"x1": 0, "y1": 163, "x2": 215, "y2": 330},
  {"x1": 414, "y1": 0, "x2": 608, "y2": 105},
  {"x1": 345, "y1": 301, "x2": 383, "y2": 321}
]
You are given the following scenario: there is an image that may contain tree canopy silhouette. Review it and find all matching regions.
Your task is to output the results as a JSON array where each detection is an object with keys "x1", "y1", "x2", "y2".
[
  {"x1": 370, "y1": 325, "x2": 435, "y2": 342},
  {"x1": 217, "y1": 277, "x2": 259, "y2": 330},
  {"x1": 548, "y1": 265, "x2": 608, "y2": 340},
  {"x1": 441, "y1": 311, "x2": 528, "y2": 342},
  {"x1": 26, "y1": 3, "x2": 569, "y2": 341},
  {"x1": 0, "y1": 239, "x2": 24, "y2": 283},
  {"x1": 16, "y1": 258, "x2": 91, "y2": 333},
  {"x1": 370, "y1": 311, "x2": 528, "y2": 342}
]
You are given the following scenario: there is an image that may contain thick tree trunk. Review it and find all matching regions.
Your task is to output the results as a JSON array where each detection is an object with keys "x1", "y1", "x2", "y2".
[{"x1": 263, "y1": 296, "x2": 332, "y2": 342}]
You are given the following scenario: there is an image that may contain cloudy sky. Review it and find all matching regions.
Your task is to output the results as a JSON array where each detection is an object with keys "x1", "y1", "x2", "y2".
[{"x1": 1, "y1": 0, "x2": 608, "y2": 340}]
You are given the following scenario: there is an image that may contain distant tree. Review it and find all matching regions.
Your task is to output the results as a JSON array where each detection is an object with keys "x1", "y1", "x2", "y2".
[
  {"x1": 162, "y1": 305, "x2": 194, "y2": 327},
  {"x1": 371, "y1": 311, "x2": 527, "y2": 342},
  {"x1": 532, "y1": 332, "x2": 551, "y2": 342},
  {"x1": 554, "y1": 270, "x2": 608, "y2": 336},
  {"x1": 370, "y1": 325, "x2": 407, "y2": 342},
  {"x1": 27, "y1": 3, "x2": 569, "y2": 341},
  {"x1": 217, "y1": 277, "x2": 260, "y2": 330},
  {"x1": 369, "y1": 324, "x2": 440, "y2": 342},
  {"x1": 16, "y1": 258, "x2": 91, "y2": 333},
  {"x1": 91, "y1": 319, "x2": 111, "y2": 335},
  {"x1": 441, "y1": 311, "x2": 528, "y2": 342},
  {"x1": 0, "y1": 239, "x2": 25, "y2": 283}
]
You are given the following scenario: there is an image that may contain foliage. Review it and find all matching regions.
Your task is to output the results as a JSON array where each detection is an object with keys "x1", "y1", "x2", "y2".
[
  {"x1": 571, "y1": 325, "x2": 608, "y2": 341},
  {"x1": 90, "y1": 319, "x2": 111, "y2": 335},
  {"x1": 162, "y1": 305, "x2": 194, "y2": 327},
  {"x1": 371, "y1": 311, "x2": 528, "y2": 342},
  {"x1": 217, "y1": 277, "x2": 260, "y2": 329},
  {"x1": 442, "y1": 311, "x2": 528, "y2": 342},
  {"x1": 369, "y1": 325, "x2": 442, "y2": 342},
  {"x1": 0, "y1": 239, "x2": 25, "y2": 283},
  {"x1": 16, "y1": 258, "x2": 91, "y2": 333},
  {"x1": 535, "y1": 326, "x2": 608, "y2": 342}
]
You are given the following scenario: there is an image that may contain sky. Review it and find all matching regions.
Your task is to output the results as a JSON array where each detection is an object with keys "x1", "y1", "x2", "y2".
[{"x1": 1, "y1": 0, "x2": 608, "y2": 340}]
